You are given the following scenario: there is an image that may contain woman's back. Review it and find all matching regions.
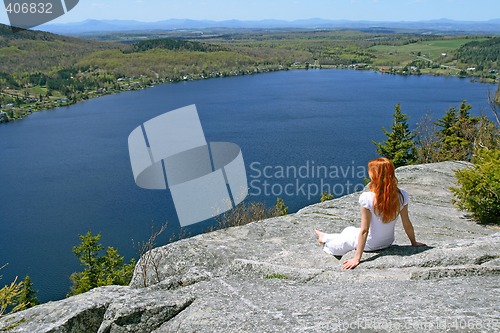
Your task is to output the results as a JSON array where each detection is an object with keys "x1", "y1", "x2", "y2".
[{"x1": 359, "y1": 189, "x2": 409, "y2": 251}]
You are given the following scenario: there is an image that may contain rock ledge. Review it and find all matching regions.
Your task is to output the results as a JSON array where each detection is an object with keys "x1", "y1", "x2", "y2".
[{"x1": 1, "y1": 161, "x2": 499, "y2": 332}]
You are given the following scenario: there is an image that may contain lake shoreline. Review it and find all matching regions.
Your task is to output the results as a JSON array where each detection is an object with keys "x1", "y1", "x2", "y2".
[
  {"x1": 1, "y1": 66, "x2": 287, "y2": 124},
  {"x1": 1, "y1": 65, "x2": 497, "y2": 125}
]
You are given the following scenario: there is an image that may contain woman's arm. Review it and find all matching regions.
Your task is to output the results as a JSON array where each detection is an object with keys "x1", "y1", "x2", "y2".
[
  {"x1": 400, "y1": 205, "x2": 426, "y2": 246},
  {"x1": 341, "y1": 207, "x2": 371, "y2": 270}
]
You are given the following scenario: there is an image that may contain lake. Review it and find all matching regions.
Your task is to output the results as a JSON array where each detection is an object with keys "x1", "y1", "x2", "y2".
[{"x1": 0, "y1": 69, "x2": 496, "y2": 302}]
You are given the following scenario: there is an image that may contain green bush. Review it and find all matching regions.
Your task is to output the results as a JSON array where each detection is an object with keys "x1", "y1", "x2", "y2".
[
  {"x1": 451, "y1": 149, "x2": 500, "y2": 224},
  {"x1": 0, "y1": 267, "x2": 31, "y2": 317},
  {"x1": 0, "y1": 277, "x2": 24, "y2": 317},
  {"x1": 274, "y1": 197, "x2": 288, "y2": 216},
  {"x1": 320, "y1": 191, "x2": 334, "y2": 202}
]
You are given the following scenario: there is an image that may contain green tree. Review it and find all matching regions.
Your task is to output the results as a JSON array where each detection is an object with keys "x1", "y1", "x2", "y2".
[
  {"x1": 71, "y1": 231, "x2": 103, "y2": 291},
  {"x1": 435, "y1": 101, "x2": 478, "y2": 161},
  {"x1": 68, "y1": 232, "x2": 135, "y2": 296},
  {"x1": 101, "y1": 247, "x2": 135, "y2": 286},
  {"x1": 18, "y1": 275, "x2": 38, "y2": 309},
  {"x1": 451, "y1": 149, "x2": 500, "y2": 224},
  {"x1": 373, "y1": 103, "x2": 416, "y2": 167}
]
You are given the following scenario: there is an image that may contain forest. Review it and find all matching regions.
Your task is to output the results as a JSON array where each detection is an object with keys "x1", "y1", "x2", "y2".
[
  {"x1": 456, "y1": 37, "x2": 500, "y2": 67},
  {"x1": 0, "y1": 24, "x2": 499, "y2": 122}
]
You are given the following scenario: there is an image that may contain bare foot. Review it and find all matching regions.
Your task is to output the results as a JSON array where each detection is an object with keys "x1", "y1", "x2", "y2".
[{"x1": 314, "y1": 229, "x2": 326, "y2": 244}]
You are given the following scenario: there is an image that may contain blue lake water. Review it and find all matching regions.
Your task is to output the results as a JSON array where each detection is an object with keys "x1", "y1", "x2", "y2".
[{"x1": 0, "y1": 69, "x2": 496, "y2": 302}]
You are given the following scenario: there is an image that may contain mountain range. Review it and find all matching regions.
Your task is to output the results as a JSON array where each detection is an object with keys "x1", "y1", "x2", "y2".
[{"x1": 38, "y1": 18, "x2": 500, "y2": 35}]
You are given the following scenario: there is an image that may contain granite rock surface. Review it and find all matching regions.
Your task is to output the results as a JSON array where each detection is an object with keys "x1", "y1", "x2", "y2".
[{"x1": 1, "y1": 161, "x2": 499, "y2": 332}]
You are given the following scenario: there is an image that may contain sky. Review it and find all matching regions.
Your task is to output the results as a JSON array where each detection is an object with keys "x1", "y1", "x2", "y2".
[{"x1": 1, "y1": 0, "x2": 500, "y2": 25}]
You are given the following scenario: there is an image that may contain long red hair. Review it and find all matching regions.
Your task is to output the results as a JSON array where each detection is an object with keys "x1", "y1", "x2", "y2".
[{"x1": 368, "y1": 158, "x2": 402, "y2": 223}]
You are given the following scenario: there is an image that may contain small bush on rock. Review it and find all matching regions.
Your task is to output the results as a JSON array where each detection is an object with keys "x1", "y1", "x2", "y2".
[{"x1": 451, "y1": 149, "x2": 500, "y2": 224}]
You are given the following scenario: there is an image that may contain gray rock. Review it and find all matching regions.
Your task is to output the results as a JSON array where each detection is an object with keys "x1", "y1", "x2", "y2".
[{"x1": 1, "y1": 161, "x2": 499, "y2": 332}]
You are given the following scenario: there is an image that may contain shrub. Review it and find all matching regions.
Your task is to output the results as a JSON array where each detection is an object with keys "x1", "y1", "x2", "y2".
[
  {"x1": 216, "y1": 198, "x2": 288, "y2": 228},
  {"x1": 132, "y1": 222, "x2": 168, "y2": 288},
  {"x1": 451, "y1": 149, "x2": 500, "y2": 224},
  {"x1": 0, "y1": 265, "x2": 26, "y2": 317},
  {"x1": 274, "y1": 197, "x2": 288, "y2": 216},
  {"x1": 320, "y1": 191, "x2": 334, "y2": 202},
  {"x1": 0, "y1": 279, "x2": 24, "y2": 316}
]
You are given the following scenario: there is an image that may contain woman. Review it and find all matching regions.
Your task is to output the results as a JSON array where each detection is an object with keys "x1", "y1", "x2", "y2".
[{"x1": 315, "y1": 157, "x2": 426, "y2": 270}]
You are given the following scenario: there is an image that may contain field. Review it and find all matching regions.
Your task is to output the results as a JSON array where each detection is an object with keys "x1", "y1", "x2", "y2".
[
  {"x1": 0, "y1": 25, "x2": 499, "y2": 122},
  {"x1": 369, "y1": 38, "x2": 488, "y2": 65}
]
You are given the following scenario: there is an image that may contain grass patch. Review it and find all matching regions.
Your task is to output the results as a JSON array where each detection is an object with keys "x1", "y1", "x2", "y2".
[
  {"x1": 30, "y1": 85, "x2": 47, "y2": 96},
  {"x1": 369, "y1": 38, "x2": 487, "y2": 64},
  {"x1": 0, "y1": 318, "x2": 27, "y2": 331},
  {"x1": 264, "y1": 273, "x2": 289, "y2": 280}
]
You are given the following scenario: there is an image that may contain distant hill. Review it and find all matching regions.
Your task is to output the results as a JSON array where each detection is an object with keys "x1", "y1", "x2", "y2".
[
  {"x1": 38, "y1": 18, "x2": 500, "y2": 35},
  {"x1": 0, "y1": 23, "x2": 118, "y2": 73}
]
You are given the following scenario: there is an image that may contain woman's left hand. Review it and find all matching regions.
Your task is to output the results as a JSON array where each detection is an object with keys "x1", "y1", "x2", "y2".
[{"x1": 341, "y1": 258, "x2": 360, "y2": 270}]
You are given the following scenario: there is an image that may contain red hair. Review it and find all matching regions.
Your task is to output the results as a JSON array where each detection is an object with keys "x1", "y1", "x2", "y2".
[{"x1": 368, "y1": 158, "x2": 402, "y2": 223}]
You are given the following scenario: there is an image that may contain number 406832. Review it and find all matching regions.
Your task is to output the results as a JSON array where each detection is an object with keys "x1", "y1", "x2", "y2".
[{"x1": 5, "y1": 2, "x2": 53, "y2": 14}]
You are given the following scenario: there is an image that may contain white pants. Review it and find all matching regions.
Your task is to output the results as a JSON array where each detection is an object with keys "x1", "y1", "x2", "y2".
[{"x1": 322, "y1": 226, "x2": 360, "y2": 256}]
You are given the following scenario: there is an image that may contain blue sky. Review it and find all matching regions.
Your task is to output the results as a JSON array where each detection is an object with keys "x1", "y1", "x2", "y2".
[{"x1": 1, "y1": 0, "x2": 500, "y2": 25}]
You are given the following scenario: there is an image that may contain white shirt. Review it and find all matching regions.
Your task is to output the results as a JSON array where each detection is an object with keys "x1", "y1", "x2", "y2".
[{"x1": 358, "y1": 189, "x2": 409, "y2": 251}]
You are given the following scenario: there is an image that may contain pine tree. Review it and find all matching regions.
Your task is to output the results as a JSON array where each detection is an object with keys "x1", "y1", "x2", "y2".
[
  {"x1": 102, "y1": 247, "x2": 135, "y2": 286},
  {"x1": 18, "y1": 275, "x2": 39, "y2": 308},
  {"x1": 71, "y1": 232, "x2": 103, "y2": 291},
  {"x1": 373, "y1": 103, "x2": 416, "y2": 167},
  {"x1": 435, "y1": 101, "x2": 478, "y2": 161},
  {"x1": 68, "y1": 232, "x2": 135, "y2": 296}
]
